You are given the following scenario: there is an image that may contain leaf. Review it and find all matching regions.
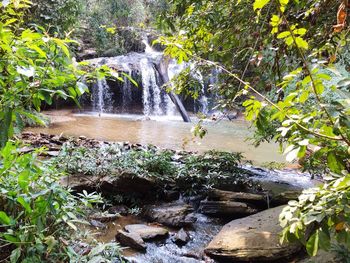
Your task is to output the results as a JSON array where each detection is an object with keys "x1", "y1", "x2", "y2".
[
  {"x1": 327, "y1": 151, "x2": 345, "y2": 173},
  {"x1": 67, "y1": 221, "x2": 77, "y2": 231},
  {"x1": 16, "y1": 66, "x2": 35, "y2": 77},
  {"x1": 277, "y1": 31, "x2": 290, "y2": 39},
  {"x1": 10, "y1": 248, "x2": 21, "y2": 263},
  {"x1": 122, "y1": 72, "x2": 138, "y2": 87},
  {"x1": 52, "y1": 38, "x2": 70, "y2": 58},
  {"x1": 76, "y1": 82, "x2": 89, "y2": 96},
  {"x1": 338, "y1": 78, "x2": 350, "y2": 87},
  {"x1": 306, "y1": 231, "x2": 319, "y2": 256},
  {"x1": 318, "y1": 231, "x2": 330, "y2": 251},
  {"x1": 18, "y1": 170, "x2": 30, "y2": 190},
  {"x1": 286, "y1": 147, "x2": 300, "y2": 162},
  {"x1": 17, "y1": 196, "x2": 32, "y2": 213},
  {"x1": 0, "y1": 211, "x2": 11, "y2": 225},
  {"x1": 295, "y1": 37, "x2": 309, "y2": 49},
  {"x1": 253, "y1": 0, "x2": 270, "y2": 10}
]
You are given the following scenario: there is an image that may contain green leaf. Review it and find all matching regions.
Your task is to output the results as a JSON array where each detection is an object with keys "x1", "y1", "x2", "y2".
[
  {"x1": 277, "y1": 31, "x2": 290, "y2": 39},
  {"x1": 0, "y1": 211, "x2": 11, "y2": 225},
  {"x1": 76, "y1": 82, "x2": 89, "y2": 96},
  {"x1": 295, "y1": 37, "x2": 308, "y2": 49},
  {"x1": 17, "y1": 196, "x2": 32, "y2": 213},
  {"x1": 253, "y1": 0, "x2": 270, "y2": 10},
  {"x1": 18, "y1": 170, "x2": 30, "y2": 190},
  {"x1": 10, "y1": 248, "x2": 21, "y2": 263},
  {"x1": 306, "y1": 231, "x2": 319, "y2": 256},
  {"x1": 327, "y1": 151, "x2": 345, "y2": 173},
  {"x1": 318, "y1": 231, "x2": 330, "y2": 251}
]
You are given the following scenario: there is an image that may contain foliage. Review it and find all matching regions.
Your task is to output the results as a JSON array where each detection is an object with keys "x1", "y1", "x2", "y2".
[
  {"x1": 29, "y1": 0, "x2": 83, "y2": 34},
  {"x1": 280, "y1": 172, "x2": 350, "y2": 257},
  {"x1": 0, "y1": 0, "x2": 122, "y2": 147},
  {"x1": 54, "y1": 142, "x2": 259, "y2": 196},
  {"x1": 0, "y1": 142, "x2": 121, "y2": 262},
  {"x1": 158, "y1": 0, "x2": 349, "y2": 257}
]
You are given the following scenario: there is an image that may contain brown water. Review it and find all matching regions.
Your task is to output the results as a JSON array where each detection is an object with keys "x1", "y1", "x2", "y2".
[{"x1": 27, "y1": 111, "x2": 285, "y2": 164}]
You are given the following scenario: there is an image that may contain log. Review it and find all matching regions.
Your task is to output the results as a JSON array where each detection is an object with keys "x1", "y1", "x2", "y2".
[
  {"x1": 155, "y1": 56, "x2": 191, "y2": 123},
  {"x1": 199, "y1": 201, "x2": 259, "y2": 216}
]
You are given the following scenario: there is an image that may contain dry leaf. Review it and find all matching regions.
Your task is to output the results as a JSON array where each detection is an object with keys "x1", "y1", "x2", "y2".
[{"x1": 333, "y1": 1, "x2": 347, "y2": 32}]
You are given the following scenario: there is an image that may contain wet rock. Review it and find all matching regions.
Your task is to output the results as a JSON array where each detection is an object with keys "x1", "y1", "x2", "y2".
[
  {"x1": 90, "y1": 219, "x2": 106, "y2": 229},
  {"x1": 89, "y1": 213, "x2": 120, "y2": 223},
  {"x1": 143, "y1": 203, "x2": 196, "y2": 227},
  {"x1": 108, "y1": 205, "x2": 129, "y2": 215},
  {"x1": 104, "y1": 172, "x2": 157, "y2": 199},
  {"x1": 124, "y1": 224, "x2": 168, "y2": 240},
  {"x1": 199, "y1": 201, "x2": 259, "y2": 217},
  {"x1": 18, "y1": 146, "x2": 34, "y2": 154},
  {"x1": 116, "y1": 230, "x2": 147, "y2": 251},
  {"x1": 173, "y1": 228, "x2": 190, "y2": 246},
  {"x1": 61, "y1": 172, "x2": 157, "y2": 200},
  {"x1": 208, "y1": 189, "x2": 267, "y2": 207},
  {"x1": 205, "y1": 206, "x2": 301, "y2": 261},
  {"x1": 47, "y1": 151, "x2": 60, "y2": 157},
  {"x1": 163, "y1": 190, "x2": 180, "y2": 202}
]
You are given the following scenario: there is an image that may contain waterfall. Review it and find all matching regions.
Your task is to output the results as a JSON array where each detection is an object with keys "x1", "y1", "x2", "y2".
[
  {"x1": 190, "y1": 64, "x2": 209, "y2": 115},
  {"x1": 121, "y1": 64, "x2": 132, "y2": 112},
  {"x1": 92, "y1": 78, "x2": 113, "y2": 114}
]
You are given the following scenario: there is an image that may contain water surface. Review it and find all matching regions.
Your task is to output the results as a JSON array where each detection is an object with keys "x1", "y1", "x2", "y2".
[{"x1": 27, "y1": 111, "x2": 285, "y2": 164}]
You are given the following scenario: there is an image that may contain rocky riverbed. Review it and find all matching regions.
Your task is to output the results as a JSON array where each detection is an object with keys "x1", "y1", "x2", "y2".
[{"x1": 17, "y1": 132, "x2": 337, "y2": 263}]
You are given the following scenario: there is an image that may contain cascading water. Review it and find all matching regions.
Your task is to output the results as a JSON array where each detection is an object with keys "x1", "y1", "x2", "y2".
[
  {"x1": 121, "y1": 64, "x2": 133, "y2": 113},
  {"x1": 92, "y1": 78, "x2": 114, "y2": 114},
  {"x1": 140, "y1": 58, "x2": 163, "y2": 116}
]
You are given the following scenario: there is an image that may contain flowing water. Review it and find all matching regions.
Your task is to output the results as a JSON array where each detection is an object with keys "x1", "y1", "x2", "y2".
[{"x1": 27, "y1": 111, "x2": 285, "y2": 165}]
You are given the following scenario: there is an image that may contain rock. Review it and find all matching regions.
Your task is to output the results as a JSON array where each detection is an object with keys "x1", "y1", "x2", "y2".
[
  {"x1": 297, "y1": 250, "x2": 341, "y2": 263},
  {"x1": 208, "y1": 189, "x2": 267, "y2": 207},
  {"x1": 124, "y1": 224, "x2": 168, "y2": 240},
  {"x1": 116, "y1": 230, "x2": 147, "y2": 251},
  {"x1": 90, "y1": 219, "x2": 106, "y2": 229},
  {"x1": 143, "y1": 203, "x2": 196, "y2": 227},
  {"x1": 205, "y1": 206, "x2": 301, "y2": 261},
  {"x1": 173, "y1": 228, "x2": 190, "y2": 246},
  {"x1": 163, "y1": 190, "x2": 180, "y2": 202},
  {"x1": 108, "y1": 205, "x2": 129, "y2": 215},
  {"x1": 47, "y1": 151, "x2": 60, "y2": 157},
  {"x1": 89, "y1": 213, "x2": 120, "y2": 223},
  {"x1": 61, "y1": 172, "x2": 157, "y2": 200},
  {"x1": 199, "y1": 201, "x2": 259, "y2": 217}
]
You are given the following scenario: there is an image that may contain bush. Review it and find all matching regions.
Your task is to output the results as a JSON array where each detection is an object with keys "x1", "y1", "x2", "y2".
[
  {"x1": 0, "y1": 142, "x2": 121, "y2": 262},
  {"x1": 54, "y1": 143, "x2": 259, "y2": 196}
]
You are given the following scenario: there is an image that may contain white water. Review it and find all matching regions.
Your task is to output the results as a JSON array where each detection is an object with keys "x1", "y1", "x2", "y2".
[
  {"x1": 121, "y1": 64, "x2": 133, "y2": 113},
  {"x1": 92, "y1": 78, "x2": 113, "y2": 114}
]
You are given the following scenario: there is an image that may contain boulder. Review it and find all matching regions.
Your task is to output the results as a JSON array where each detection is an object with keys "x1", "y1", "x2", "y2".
[
  {"x1": 61, "y1": 172, "x2": 157, "y2": 200},
  {"x1": 143, "y1": 203, "x2": 196, "y2": 227},
  {"x1": 208, "y1": 189, "x2": 267, "y2": 207},
  {"x1": 108, "y1": 205, "x2": 129, "y2": 215},
  {"x1": 89, "y1": 213, "x2": 119, "y2": 223},
  {"x1": 173, "y1": 228, "x2": 190, "y2": 246},
  {"x1": 124, "y1": 224, "x2": 168, "y2": 240},
  {"x1": 199, "y1": 201, "x2": 259, "y2": 217},
  {"x1": 205, "y1": 206, "x2": 301, "y2": 262},
  {"x1": 116, "y1": 230, "x2": 146, "y2": 251}
]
